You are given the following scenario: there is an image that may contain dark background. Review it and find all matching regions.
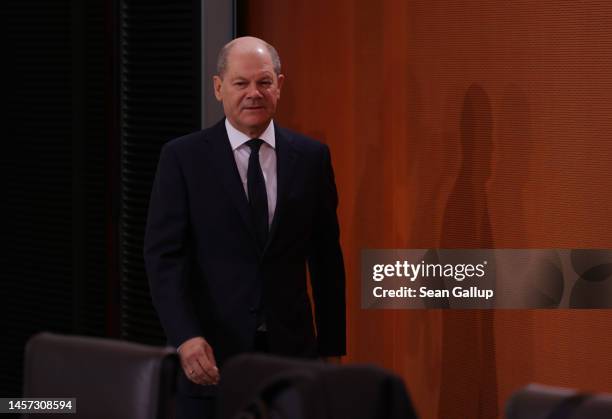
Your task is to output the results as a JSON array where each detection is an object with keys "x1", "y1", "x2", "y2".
[{"x1": 3, "y1": 0, "x2": 237, "y2": 397}]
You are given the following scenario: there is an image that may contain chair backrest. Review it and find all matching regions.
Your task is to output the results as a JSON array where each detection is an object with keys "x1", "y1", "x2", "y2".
[
  {"x1": 506, "y1": 383, "x2": 612, "y2": 419},
  {"x1": 217, "y1": 353, "x2": 418, "y2": 419},
  {"x1": 23, "y1": 332, "x2": 178, "y2": 419}
]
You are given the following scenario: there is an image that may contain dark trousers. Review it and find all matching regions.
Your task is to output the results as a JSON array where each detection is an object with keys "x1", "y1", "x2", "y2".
[{"x1": 175, "y1": 332, "x2": 269, "y2": 419}]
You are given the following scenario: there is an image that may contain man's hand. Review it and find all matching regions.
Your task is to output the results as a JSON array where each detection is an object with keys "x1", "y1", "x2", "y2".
[
  {"x1": 322, "y1": 356, "x2": 342, "y2": 365},
  {"x1": 177, "y1": 336, "x2": 219, "y2": 385}
]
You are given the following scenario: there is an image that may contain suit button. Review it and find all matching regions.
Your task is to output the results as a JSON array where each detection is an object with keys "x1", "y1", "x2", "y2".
[{"x1": 249, "y1": 307, "x2": 257, "y2": 314}]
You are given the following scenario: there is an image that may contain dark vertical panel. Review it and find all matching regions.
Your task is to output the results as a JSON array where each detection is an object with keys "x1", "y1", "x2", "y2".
[
  {"x1": 79, "y1": 0, "x2": 112, "y2": 336},
  {"x1": 4, "y1": 0, "x2": 74, "y2": 397},
  {"x1": 3, "y1": 0, "x2": 111, "y2": 397},
  {"x1": 119, "y1": 0, "x2": 202, "y2": 344},
  {"x1": 202, "y1": 0, "x2": 235, "y2": 127}
]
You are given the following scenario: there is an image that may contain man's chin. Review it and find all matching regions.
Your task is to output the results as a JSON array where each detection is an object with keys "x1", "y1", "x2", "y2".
[
  {"x1": 242, "y1": 115, "x2": 272, "y2": 126},
  {"x1": 233, "y1": 116, "x2": 273, "y2": 136},
  {"x1": 240, "y1": 109, "x2": 270, "y2": 122}
]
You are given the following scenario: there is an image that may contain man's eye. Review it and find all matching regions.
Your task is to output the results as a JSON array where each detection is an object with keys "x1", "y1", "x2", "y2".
[
  {"x1": 235, "y1": 82, "x2": 247, "y2": 87},
  {"x1": 259, "y1": 80, "x2": 272, "y2": 86}
]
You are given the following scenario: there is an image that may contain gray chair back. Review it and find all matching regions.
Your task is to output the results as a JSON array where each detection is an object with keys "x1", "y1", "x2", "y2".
[
  {"x1": 506, "y1": 383, "x2": 612, "y2": 419},
  {"x1": 23, "y1": 332, "x2": 178, "y2": 419}
]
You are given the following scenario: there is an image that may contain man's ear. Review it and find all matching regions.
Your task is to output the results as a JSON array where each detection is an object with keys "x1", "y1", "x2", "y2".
[
  {"x1": 276, "y1": 74, "x2": 285, "y2": 98},
  {"x1": 213, "y1": 75, "x2": 223, "y2": 101}
]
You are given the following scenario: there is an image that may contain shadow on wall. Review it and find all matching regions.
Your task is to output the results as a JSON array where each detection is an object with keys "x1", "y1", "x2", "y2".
[
  {"x1": 441, "y1": 83, "x2": 493, "y2": 247},
  {"x1": 438, "y1": 84, "x2": 498, "y2": 419}
]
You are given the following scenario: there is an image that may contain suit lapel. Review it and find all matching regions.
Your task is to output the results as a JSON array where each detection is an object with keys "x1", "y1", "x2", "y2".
[
  {"x1": 266, "y1": 125, "x2": 297, "y2": 253},
  {"x1": 207, "y1": 121, "x2": 260, "y2": 254}
]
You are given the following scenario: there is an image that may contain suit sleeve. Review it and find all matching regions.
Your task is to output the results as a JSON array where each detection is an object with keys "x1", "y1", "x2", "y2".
[
  {"x1": 143, "y1": 144, "x2": 202, "y2": 348},
  {"x1": 308, "y1": 144, "x2": 346, "y2": 356}
]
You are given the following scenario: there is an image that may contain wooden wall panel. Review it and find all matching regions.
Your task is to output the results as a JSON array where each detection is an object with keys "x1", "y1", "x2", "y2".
[{"x1": 244, "y1": 1, "x2": 612, "y2": 418}]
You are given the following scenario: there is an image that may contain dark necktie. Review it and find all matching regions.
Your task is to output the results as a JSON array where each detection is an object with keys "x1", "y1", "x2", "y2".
[{"x1": 246, "y1": 139, "x2": 269, "y2": 250}]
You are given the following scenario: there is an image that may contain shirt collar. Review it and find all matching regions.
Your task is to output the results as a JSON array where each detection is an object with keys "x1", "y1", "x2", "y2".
[{"x1": 225, "y1": 118, "x2": 276, "y2": 151}]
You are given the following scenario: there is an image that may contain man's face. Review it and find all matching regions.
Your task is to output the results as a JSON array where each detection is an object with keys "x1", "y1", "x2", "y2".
[{"x1": 214, "y1": 46, "x2": 284, "y2": 137}]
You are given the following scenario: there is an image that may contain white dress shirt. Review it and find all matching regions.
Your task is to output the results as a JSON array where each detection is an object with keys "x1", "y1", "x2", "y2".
[{"x1": 225, "y1": 118, "x2": 277, "y2": 226}]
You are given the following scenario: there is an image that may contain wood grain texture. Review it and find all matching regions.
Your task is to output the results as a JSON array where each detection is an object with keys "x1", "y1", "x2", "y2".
[{"x1": 243, "y1": 1, "x2": 612, "y2": 418}]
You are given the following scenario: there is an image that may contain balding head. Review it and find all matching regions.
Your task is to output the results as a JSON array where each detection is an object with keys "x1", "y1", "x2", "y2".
[
  {"x1": 213, "y1": 36, "x2": 285, "y2": 138},
  {"x1": 217, "y1": 36, "x2": 281, "y2": 78}
]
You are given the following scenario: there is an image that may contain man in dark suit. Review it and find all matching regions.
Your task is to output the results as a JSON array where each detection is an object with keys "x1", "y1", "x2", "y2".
[{"x1": 144, "y1": 36, "x2": 346, "y2": 419}]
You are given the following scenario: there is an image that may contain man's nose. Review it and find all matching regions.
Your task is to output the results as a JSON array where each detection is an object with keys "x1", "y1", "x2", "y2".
[{"x1": 246, "y1": 83, "x2": 263, "y2": 98}]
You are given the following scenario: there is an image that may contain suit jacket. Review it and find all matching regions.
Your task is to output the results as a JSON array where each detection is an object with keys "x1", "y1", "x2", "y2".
[{"x1": 143, "y1": 119, "x2": 346, "y2": 393}]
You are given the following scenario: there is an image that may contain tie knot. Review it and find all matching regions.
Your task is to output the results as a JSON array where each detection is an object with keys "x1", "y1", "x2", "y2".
[{"x1": 247, "y1": 139, "x2": 264, "y2": 153}]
